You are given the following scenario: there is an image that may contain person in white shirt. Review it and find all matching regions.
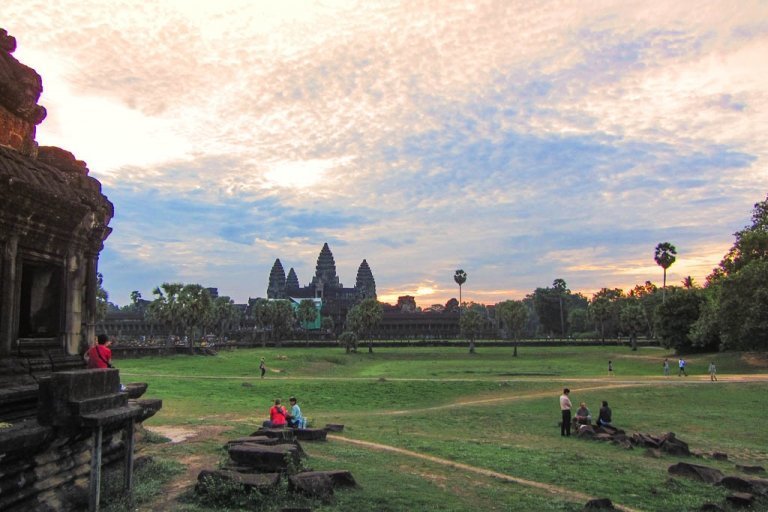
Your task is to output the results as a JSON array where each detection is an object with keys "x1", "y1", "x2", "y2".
[{"x1": 559, "y1": 388, "x2": 572, "y2": 436}]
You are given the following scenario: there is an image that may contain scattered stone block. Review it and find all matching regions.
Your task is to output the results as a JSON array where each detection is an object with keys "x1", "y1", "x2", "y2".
[
  {"x1": 698, "y1": 503, "x2": 725, "y2": 511},
  {"x1": 644, "y1": 448, "x2": 663, "y2": 458},
  {"x1": 660, "y1": 432, "x2": 690, "y2": 456},
  {"x1": 725, "y1": 492, "x2": 755, "y2": 507},
  {"x1": 584, "y1": 497, "x2": 616, "y2": 509},
  {"x1": 711, "y1": 452, "x2": 728, "y2": 461},
  {"x1": 325, "y1": 424, "x2": 344, "y2": 432},
  {"x1": 632, "y1": 432, "x2": 661, "y2": 449},
  {"x1": 668, "y1": 462, "x2": 724, "y2": 484},
  {"x1": 288, "y1": 472, "x2": 334, "y2": 500},
  {"x1": 577, "y1": 425, "x2": 595, "y2": 439},
  {"x1": 123, "y1": 383, "x2": 148, "y2": 399},
  {"x1": 294, "y1": 428, "x2": 328, "y2": 441},
  {"x1": 197, "y1": 469, "x2": 280, "y2": 493},
  {"x1": 251, "y1": 428, "x2": 296, "y2": 442},
  {"x1": 736, "y1": 464, "x2": 765, "y2": 474},
  {"x1": 228, "y1": 443, "x2": 301, "y2": 472}
]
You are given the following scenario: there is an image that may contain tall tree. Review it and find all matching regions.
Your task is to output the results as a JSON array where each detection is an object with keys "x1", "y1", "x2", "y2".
[
  {"x1": 296, "y1": 299, "x2": 319, "y2": 344},
  {"x1": 346, "y1": 298, "x2": 383, "y2": 353},
  {"x1": 619, "y1": 302, "x2": 645, "y2": 351},
  {"x1": 147, "y1": 282, "x2": 184, "y2": 341},
  {"x1": 717, "y1": 260, "x2": 768, "y2": 350},
  {"x1": 266, "y1": 300, "x2": 294, "y2": 345},
  {"x1": 654, "y1": 242, "x2": 677, "y2": 303},
  {"x1": 656, "y1": 289, "x2": 703, "y2": 353},
  {"x1": 460, "y1": 302, "x2": 485, "y2": 353},
  {"x1": 709, "y1": 193, "x2": 768, "y2": 282},
  {"x1": 212, "y1": 296, "x2": 240, "y2": 337},
  {"x1": 552, "y1": 278, "x2": 569, "y2": 337},
  {"x1": 96, "y1": 272, "x2": 109, "y2": 322},
  {"x1": 496, "y1": 300, "x2": 529, "y2": 357},
  {"x1": 454, "y1": 269, "x2": 467, "y2": 310}
]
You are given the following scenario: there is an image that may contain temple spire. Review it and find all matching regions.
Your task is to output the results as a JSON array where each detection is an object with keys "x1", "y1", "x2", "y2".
[{"x1": 267, "y1": 258, "x2": 286, "y2": 298}]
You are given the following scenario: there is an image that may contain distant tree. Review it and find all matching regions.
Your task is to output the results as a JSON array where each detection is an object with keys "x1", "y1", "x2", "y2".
[
  {"x1": 267, "y1": 300, "x2": 294, "y2": 345},
  {"x1": 619, "y1": 302, "x2": 645, "y2": 350},
  {"x1": 689, "y1": 286, "x2": 721, "y2": 352},
  {"x1": 321, "y1": 315, "x2": 335, "y2": 334},
  {"x1": 212, "y1": 296, "x2": 240, "y2": 337},
  {"x1": 445, "y1": 298, "x2": 459, "y2": 313},
  {"x1": 552, "y1": 278, "x2": 568, "y2": 337},
  {"x1": 588, "y1": 288, "x2": 624, "y2": 341},
  {"x1": 460, "y1": 302, "x2": 485, "y2": 353},
  {"x1": 717, "y1": 260, "x2": 768, "y2": 350},
  {"x1": 681, "y1": 276, "x2": 696, "y2": 289},
  {"x1": 396, "y1": 295, "x2": 418, "y2": 312},
  {"x1": 247, "y1": 298, "x2": 271, "y2": 344},
  {"x1": 96, "y1": 272, "x2": 109, "y2": 322},
  {"x1": 296, "y1": 299, "x2": 319, "y2": 344},
  {"x1": 654, "y1": 242, "x2": 677, "y2": 302},
  {"x1": 496, "y1": 300, "x2": 529, "y2": 357},
  {"x1": 346, "y1": 298, "x2": 383, "y2": 353},
  {"x1": 656, "y1": 289, "x2": 703, "y2": 353},
  {"x1": 147, "y1": 283, "x2": 184, "y2": 339},
  {"x1": 454, "y1": 270, "x2": 467, "y2": 308},
  {"x1": 567, "y1": 308, "x2": 589, "y2": 334},
  {"x1": 627, "y1": 281, "x2": 661, "y2": 338},
  {"x1": 339, "y1": 331, "x2": 358, "y2": 354},
  {"x1": 709, "y1": 194, "x2": 768, "y2": 283},
  {"x1": 424, "y1": 304, "x2": 445, "y2": 313}
]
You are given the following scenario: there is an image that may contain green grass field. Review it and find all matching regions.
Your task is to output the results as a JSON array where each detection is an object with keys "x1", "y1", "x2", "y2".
[{"x1": 113, "y1": 346, "x2": 768, "y2": 512}]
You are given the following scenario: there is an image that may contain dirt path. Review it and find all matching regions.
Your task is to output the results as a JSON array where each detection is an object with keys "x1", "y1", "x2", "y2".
[{"x1": 327, "y1": 435, "x2": 642, "y2": 512}]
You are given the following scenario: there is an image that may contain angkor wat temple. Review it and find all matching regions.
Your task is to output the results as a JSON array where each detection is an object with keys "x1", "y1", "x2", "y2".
[{"x1": 267, "y1": 243, "x2": 376, "y2": 328}]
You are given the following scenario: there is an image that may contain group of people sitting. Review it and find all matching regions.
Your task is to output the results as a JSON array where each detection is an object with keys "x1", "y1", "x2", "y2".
[
  {"x1": 574, "y1": 400, "x2": 612, "y2": 428},
  {"x1": 264, "y1": 397, "x2": 307, "y2": 429}
]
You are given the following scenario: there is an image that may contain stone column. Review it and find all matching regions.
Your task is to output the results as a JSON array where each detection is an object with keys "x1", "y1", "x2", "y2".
[
  {"x1": 0, "y1": 235, "x2": 19, "y2": 355},
  {"x1": 83, "y1": 252, "x2": 99, "y2": 354},
  {"x1": 64, "y1": 248, "x2": 85, "y2": 355}
]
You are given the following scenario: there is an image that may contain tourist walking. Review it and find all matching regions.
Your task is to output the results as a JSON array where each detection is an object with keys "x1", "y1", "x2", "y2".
[
  {"x1": 559, "y1": 388, "x2": 572, "y2": 437},
  {"x1": 708, "y1": 361, "x2": 718, "y2": 381},
  {"x1": 678, "y1": 358, "x2": 688, "y2": 376},
  {"x1": 608, "y1": 360, "x2": 613, "y2": 376},
  {"x1": 259, "y1": 357, "x2": 266, "y2": 378},
  {"x1": 663, "y1": 358, "x2": 670, "y2": 376}
]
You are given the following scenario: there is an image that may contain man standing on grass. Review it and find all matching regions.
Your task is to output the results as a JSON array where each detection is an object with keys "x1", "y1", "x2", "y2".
[
  {"x1": 260, "y1": 357, "x2": 266, "y2": 378},
  {"x1": 678, "y1": 358, "x2": 688, "y2": 377},
  {"x1": 663, "y1": 358, "x2": 670, "y2": 376},
  {"x1": 560, "y1": 388, "x2": 572, "y2": 437},
  {"x1": 709, "y1": 361, "x2": 718, "y2": 381}
]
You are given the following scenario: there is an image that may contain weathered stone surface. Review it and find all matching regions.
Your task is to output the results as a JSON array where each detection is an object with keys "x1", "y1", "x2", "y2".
[
  {"x1": 123, "y1": 382, "x2": 148, "y2": 399},
  {"x1": 583, "y1": 497, "x2": 616, "y2": 509},
  {"x1": 325, "y1": 423, "x2": 344, "y2": 432},
  {"x1": 37, "y1": 370, "x2": 122, "y2": 426},
  {"x1": 725, "y1": 492, "x2": 754, "y2": 507},
  {"x1": 660, "y1": 432, "x2": 690, "y2": 456},
  {"x1": 736, "y1": 464, "x2": 765, "y2": 474},
  {"x1": 288, "y1": 472, "x2": 334, "y2": 499},
  {"x1": 294, "y1": 428, "x2": 328, "y2": 441},
  {"x1": 576, "y1": 425, "x2": 595, "y2": 439},
  {"x1": 710, "y1": 452, "x2": 728, "y2": 461},
  {"x1": 594, "y1": 433, "x2": 614, "y2": 442},
  {"x1": 0, "y1": 419, "x2": 53, "y2": 454},
  {"x1": 719, "y1": 475, "x2": 768, "y2": 496},
  {"x1": 228, "y1": 443, "x2": 301, "y2": 472},
  {"x1": 668, "y1": 462, "x2": 724, "y2": 484},
  {"x1": 699, "y1": 503, "x2": 725, "y2": 511},
  {"x1": 228, "y1": 436, "x2": 281, "y2": 447},
  {"x1": 644, "y1": 448, "x2": 663, "y2": 458},
  {"x1": 132, "y1": 398, "x2": 163, "y2": 422},
  {"x1": 196, "y1": 469, "x2": 281, "y2": 493},
  {"x1": 251, "y1": 428, "x2": 296, "y2": 442},
  {"x1": 632, "y1": 432, "x2": 661, "y2": 449}
]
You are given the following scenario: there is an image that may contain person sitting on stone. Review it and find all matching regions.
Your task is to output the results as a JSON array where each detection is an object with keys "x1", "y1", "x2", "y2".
[
  {"x1": 287, "y1": 396, "x2": 306, "y2": 429},
  {"x1": 597, "y1": 400, "x2": 612, "y2": 427},
  {"x1": 85, "y1": 334, "x2": 113, "y2": 369},
  {"x1": 264, "y1": 398, "x2": 287, "y2": 428},
  {"x1": 574, "y1": 402, "x2": 592, "y2": 426}
]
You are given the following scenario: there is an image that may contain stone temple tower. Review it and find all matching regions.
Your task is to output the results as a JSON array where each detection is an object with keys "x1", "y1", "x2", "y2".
[
  {"x1": 310, "y1": 242, "x2": 341, "y2": 289},
  {"x1": 267, "y1": 258, "x2": 286, "y2": 299},
  {"x1": 355, "y1": 259, "x2": 376, "y2": 300}
]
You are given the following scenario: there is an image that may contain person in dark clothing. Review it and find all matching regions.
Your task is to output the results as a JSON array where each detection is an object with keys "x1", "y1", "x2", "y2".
[{"x1": 597, "y1": 400, "x2": 612, "y2": 427}]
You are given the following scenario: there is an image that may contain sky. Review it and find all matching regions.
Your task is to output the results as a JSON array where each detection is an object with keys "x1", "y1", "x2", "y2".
[{"x1": 4, "y1": 1, "x2": 767, "y2": 308}]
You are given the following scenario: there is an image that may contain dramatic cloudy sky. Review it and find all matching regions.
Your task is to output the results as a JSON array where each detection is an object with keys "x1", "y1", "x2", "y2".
[{"x1": 5, "y1": 1, "x2": 767, "y2": 307}]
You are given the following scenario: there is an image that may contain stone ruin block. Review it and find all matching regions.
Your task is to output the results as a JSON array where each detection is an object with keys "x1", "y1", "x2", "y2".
[
  {"x1": 668, "y1": 462, "x2": 724, "y2": 484},
  {"x1": 719, "y1": 475, "x2": 768, "y2": 496},
  {"x1": 123, "y1": 383, "x2": 148, "y2": 399},
  {"x1": 324, "y1": 423, "x2": 344, "y2": 432},
  {"x1": 659, "y1": 432, "x2": 690, "y2": 456},
  {"x1": 228, "y1": 443, "x2": 301, "y2": 472},
  {"x1": 293, "y1": 428, "x2": 328, "y2": 441},
  {"x1": 251, "y1": 428, "x2": 296, "y2": 442},
  {"x1": 37, "y1": 369, "x2": 123, "y2": 426},
  {"x1": 725, "y1": 492, "x2": 755, "y2": 507},
  {"x1": 288, "y1": 470, "x2": 357, "y2": 500},
  {"x1": 583, "y1": 497, "x2": 616, "y2": 509},
  {"x1": 228, "y1": 436, "x2": 281, "y2": 447},
  {"x1": 736, "y1": 464, "x2": 766, "y2": 475},
  {"x1": 196, "y1": 469, "x2": 281, "y2": 494}
]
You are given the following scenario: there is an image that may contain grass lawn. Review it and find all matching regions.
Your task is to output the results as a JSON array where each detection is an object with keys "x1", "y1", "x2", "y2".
[{"x1": 113, "y1": 346, "x2": 768, "y2": 511}]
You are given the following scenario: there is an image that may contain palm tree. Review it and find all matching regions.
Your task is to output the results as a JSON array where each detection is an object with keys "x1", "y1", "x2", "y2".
[
  {"x1": 552, "y1": 278, "x2": 568, "y2": 338},
  {"x1": 681, "y1": 276, "x2": 695, "y2": 289},
  {"x1": 654, "y1": 242, "x2": 677, "y2": 303},
  {"x1": 454, "y1": 269, "x2": 467, "y2": 308}
]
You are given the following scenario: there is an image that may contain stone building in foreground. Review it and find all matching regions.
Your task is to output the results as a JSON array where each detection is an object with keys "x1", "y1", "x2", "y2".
[{"x1": 0, "y1": 28, "x2": 160, "y2": 511}]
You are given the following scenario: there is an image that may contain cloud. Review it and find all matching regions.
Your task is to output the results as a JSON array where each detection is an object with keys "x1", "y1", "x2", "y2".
[{"x1": 5, "y1": 0, "x2": 767, "y2": 306}]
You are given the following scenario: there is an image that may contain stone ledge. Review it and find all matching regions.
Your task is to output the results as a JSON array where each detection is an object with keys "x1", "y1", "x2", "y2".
[
  {"x1": 0, "y1": 418, "x2": 53, "y2": 454},
  {"x1": 80, "y1": 405, "x2": 144, "y2": 427}
]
